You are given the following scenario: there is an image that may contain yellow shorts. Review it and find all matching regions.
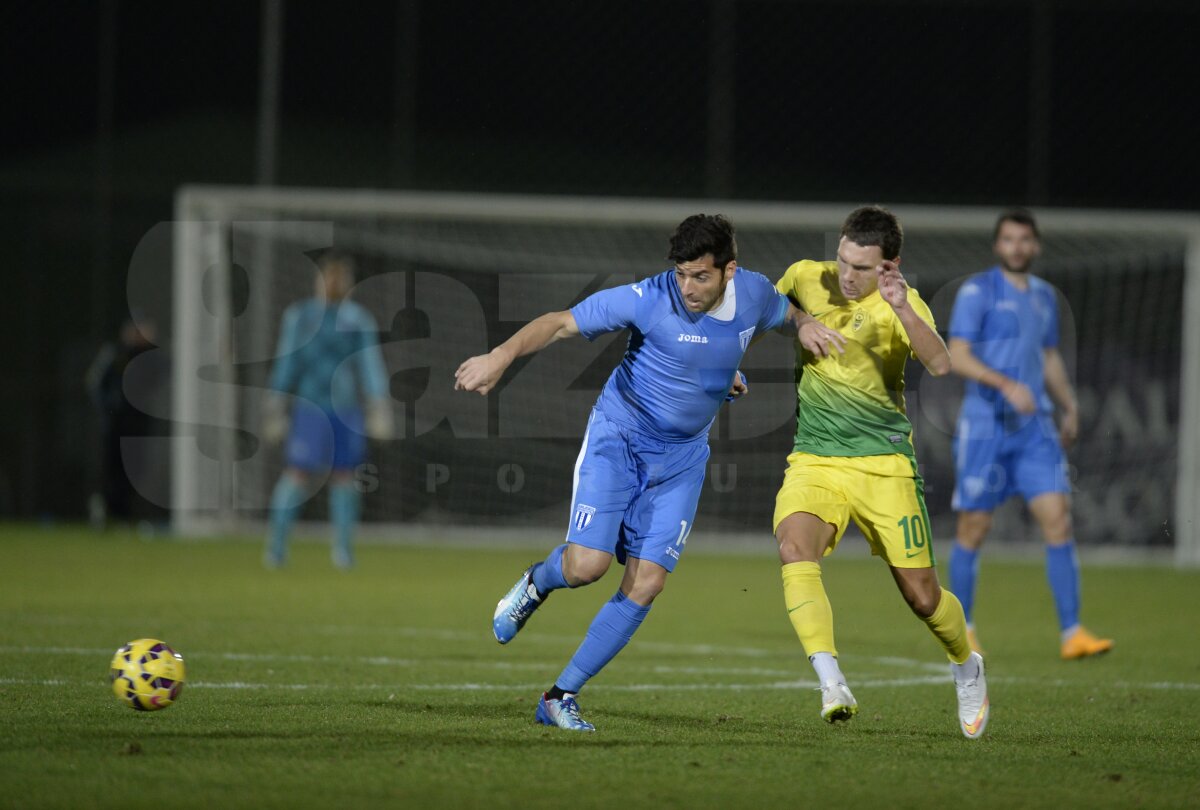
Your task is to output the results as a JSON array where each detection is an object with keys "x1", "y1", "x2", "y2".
[{"x1": 773, "y1": 452, "x2": 936, "y2": 569}]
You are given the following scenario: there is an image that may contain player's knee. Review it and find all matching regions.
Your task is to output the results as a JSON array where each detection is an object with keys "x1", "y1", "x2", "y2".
[
  {"x1": 777, "y1": 532, "x2": 824, "y2": 564},
  {"x1": 563, "y1": 554, "x2": 609, "y2": 586},
  {"x1": 900, "y1": 583, "x2": 941, "y2": 618},
  {"x1": 1042, "y1": 514, "x2": 1073, "y2": 544},
  {"x1": 624, "y1": 580, "x2": 664, "y2": 605},
  {"x1": 624, "y1": 571, "x2": 667, "y2": 605},
  {"x1": 955, "y1": 512, "x2": 991, "y2": 547}
]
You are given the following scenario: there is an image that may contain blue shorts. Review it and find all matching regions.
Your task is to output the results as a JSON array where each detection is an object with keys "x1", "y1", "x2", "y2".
[
  {"x1": 952, "y1": 413, "x2": 1069, "y2": 512},
  {"x1": 285, "y1": 402, "x2": 366, "y2": 472},
  {"x1": 565, "y1": 409, "x2": 710, "y2": 573}
]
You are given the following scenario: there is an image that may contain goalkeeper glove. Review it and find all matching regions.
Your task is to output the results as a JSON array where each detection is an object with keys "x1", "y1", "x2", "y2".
[
  {"x1": 261, "y1": 395, "x2": 289, "y2": 444},
  {"x1": 366, "y1": 398, "x2": 395, "y2": 440}
]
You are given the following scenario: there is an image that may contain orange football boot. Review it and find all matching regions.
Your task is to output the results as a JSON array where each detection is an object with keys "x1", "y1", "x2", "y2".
[{"x1": 1061, "y1": 626, "x2": 1113, "y2": 660}]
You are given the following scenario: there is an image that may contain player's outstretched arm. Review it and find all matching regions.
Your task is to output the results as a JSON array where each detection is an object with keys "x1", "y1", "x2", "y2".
[
  {"x1": 752, "y1": 303, "x2": 846, "y2": 358},
  {"x1": 784, "y1": 303, "x2": 847, "y2": 359},
  {"x1": 947, "y1": 338, "x2": 1037, "y2": 414},
  {"x1": 877, "y1": 261, "x2": 951, "y2": 376},
  {"x1": 455, "y1": 310, "x2": 580, "y2": 395}
]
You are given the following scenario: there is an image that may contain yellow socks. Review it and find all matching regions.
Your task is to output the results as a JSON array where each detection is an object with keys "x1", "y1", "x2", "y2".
[
  {"x1": 782, "y1": 562, "x2": 971, "y2": 668},
  {"x1": 922, "y1": 588, "x2": 972, "y2": 664},
  {"x1": 781, "y1": 562, "x2": 837, "y2": 657}
]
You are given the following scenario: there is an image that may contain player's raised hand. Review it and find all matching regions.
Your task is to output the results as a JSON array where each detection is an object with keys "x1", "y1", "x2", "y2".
[
  {"x1": 876, "y1": 260, "x2": 909, "y2": 310},
  {"x1": 799, "y1": 320, "x2": 848, "y2": 358},
  {"x1": 454, "y1": 349, "x2": 510, "y2": 395}
]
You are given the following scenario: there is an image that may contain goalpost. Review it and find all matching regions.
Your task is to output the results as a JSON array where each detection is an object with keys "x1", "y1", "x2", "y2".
[{"x1": 171, "y1": 187, "x2": 1200, "y2": 566}]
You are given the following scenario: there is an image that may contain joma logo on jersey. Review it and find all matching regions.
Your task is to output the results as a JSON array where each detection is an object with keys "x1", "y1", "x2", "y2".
[{"x1": 678, "y1": 334, "x2": 708, "y2": 343}]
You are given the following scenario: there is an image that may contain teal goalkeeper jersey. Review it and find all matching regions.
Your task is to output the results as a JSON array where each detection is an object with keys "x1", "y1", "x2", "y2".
[{"x1": 268, "y1": 298, "x2": 389, "y2": 412}]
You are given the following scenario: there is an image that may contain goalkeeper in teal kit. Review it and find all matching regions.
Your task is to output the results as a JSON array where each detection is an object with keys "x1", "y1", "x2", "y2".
[
  {"x1": 262, "y1": 251, "x2": 392, "y2": 570},
  {"x1": 455, "y1": 214, "x2": 841, "y2": 731}
]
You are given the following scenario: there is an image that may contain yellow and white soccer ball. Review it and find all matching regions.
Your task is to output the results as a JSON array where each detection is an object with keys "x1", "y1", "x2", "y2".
[{"x1": 109, "y1": 639, "x2": 186, "y2": 711}]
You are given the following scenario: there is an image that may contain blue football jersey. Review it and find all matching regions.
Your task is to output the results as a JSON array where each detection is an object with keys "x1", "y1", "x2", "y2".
[
  {"x1": 949, "y1": 266, "x2": 1060, "y2": 421},
  {"x1": 269, "y1": 298, "x2": 389, "y2": 412},
  {"x1": 570, "y1": 267, "x2": 789, "y2": 441}
]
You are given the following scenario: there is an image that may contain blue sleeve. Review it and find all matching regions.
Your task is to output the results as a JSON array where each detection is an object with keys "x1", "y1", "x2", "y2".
[
  {"x1": 570, "y1": 283, "x2": 645, "y2": 341},
  {"x1": 353, "y1": 310, "x2": 390, "y2": 399},
  {"x1": 748, "y1": 272, "x2": 790, "y2": 333},
  {"x1": 1041, "y1": 287, "x2": 1060, "y2": 349},
  {"x1": 949, "y1": 279, "x2": 987, "y2": 342},
  {"x1": 268, "y1": 307, "x2": 301, "y2": 394}
]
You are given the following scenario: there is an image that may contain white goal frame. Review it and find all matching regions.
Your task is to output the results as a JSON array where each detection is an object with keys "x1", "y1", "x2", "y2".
[{"x1": 172, "y1": 186, "x2": 1200, "y2": 566}]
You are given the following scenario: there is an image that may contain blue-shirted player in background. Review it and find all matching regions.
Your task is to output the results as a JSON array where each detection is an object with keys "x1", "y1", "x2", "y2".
[
  {"x1": 947, "y1": 209, "x2": 1112, "y2": 660},
  {"x1": 455, "y1": 214, "x2": 839, "y2": 731},
  {"x1": 262, "y1": 251, "x2": 393, "y2": 570}
]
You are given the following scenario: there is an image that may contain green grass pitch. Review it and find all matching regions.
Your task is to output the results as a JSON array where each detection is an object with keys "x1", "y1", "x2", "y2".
[{"x1": 1, "y1": 525, "x2": 1197, "y2": 809}]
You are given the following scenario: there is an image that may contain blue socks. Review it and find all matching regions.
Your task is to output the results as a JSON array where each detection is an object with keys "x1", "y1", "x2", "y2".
[
  {"x1": 556, "y1": 590, "x2": 651, "y2": 693},
  {"x1": 329, "y1": 482, "x2": 360, "y2": 567},
  {"x1": 948, "y1": 537, "x2": 1081, "y2": 633},
  {"x1": 532, "y1": 544, "x2": 570, "y2": 595},
  {"x1": 948, "y1": 542, "x2": 980, "y2": 624},
  {"x1": 1045, "y1": 541, "x2": 1081, "y2": 632},
  {"x1": 266, "y1": 475, "x2": 308, "y2": 562}
]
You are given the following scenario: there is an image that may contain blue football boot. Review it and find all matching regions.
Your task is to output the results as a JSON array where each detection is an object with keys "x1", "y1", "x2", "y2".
[
  {"x1": 536, "y1": 692, "x2": 596, "y2": 732},
  {"x1": 492, "y1": 566, "x2": 546, "y2": 644}
]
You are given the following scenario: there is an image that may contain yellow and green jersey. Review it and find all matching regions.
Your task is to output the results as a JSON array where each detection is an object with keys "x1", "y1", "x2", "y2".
[{"x1": 775, "y1": 260, "x2": 936, "y2": 464}]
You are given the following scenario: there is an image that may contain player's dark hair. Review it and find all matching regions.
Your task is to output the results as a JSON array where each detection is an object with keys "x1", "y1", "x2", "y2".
[
  {"x1": 667, "y1": 214, "x2": 738, "y2": 268},
  {"x1": 841, "y1": 206, "x2": 903, "y2": 260},
  {"x1": 993, "y1": 208, "x2": 1040, "y2": 241}
]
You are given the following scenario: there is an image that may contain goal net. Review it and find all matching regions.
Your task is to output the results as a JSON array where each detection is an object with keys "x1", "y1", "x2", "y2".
[{"x1": 170, "y1": 188, "x2": 1200, "y2": 564}]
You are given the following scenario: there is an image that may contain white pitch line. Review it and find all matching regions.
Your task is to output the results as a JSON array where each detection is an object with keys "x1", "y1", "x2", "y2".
[
  {"x1": 5, "y1": 620, "x2": 786, "y2": 659},
  {"x1": 5, "y1": 676, "x2": 1200, "y2": 693},
  {"x1": 7, "y1": 647, "x2": 1200, "y2": 693},
  {"x1": 0, "y1": 645, "x2": 799, "y2": 679}
]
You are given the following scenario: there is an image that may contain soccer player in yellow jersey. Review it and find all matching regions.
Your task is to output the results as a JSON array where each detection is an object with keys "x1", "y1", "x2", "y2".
[{"x1": 773, "y1": 206, "x2": 989, "y2": 739}]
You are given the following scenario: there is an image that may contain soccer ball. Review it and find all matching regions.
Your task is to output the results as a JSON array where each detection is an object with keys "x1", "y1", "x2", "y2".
[{"x1": 109, "y1": 639, "x2": 186, "y2": 711}]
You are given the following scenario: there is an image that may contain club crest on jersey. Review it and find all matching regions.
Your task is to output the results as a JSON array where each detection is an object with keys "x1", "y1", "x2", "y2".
[
  {"x1": 738, "y1": 327, "x2": 755, "y2": 351},
  {"x1": 574, "y1": 504, "x2": 596, "y2": 531},
  {"x1": 852, "y1": 310, "x2": 867, "y2": 331},
  {"x1": 678, "y1": 333, "x2": 708, "y2": 344}
]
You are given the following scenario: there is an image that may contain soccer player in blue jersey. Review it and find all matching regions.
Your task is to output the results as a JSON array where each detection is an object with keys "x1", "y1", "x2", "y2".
[
  {"x1": 947, "y1": 209, "x2": 1113, "y2": 659},
  {"x1": 262, "y1": 251, "x2": 393, "y2": 570},
  {"x1": 455, "y1": 214, "x2": 840, "y2": 731}
]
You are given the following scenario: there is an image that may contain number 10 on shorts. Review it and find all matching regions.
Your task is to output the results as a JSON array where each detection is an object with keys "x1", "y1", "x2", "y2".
[{"x1": 897, "y1": 514, "x2": 928, "y2": 551}]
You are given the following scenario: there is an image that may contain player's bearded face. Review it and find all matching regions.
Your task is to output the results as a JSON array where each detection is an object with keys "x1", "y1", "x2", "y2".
[
  {"x1": 836, "y1": 238, "x2": 885, "y2": 300},
  {"x1": 675, "y1": 256, "x2": 735, "y2": 312},
  {"x1": 994, "y1": 222, "x2": 1040, "y2": 274}
]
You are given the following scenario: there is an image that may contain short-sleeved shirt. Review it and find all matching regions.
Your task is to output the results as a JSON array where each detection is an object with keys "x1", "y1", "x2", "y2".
[
  {"x1": 775, "y1": 260, "x2": 936, "y2": 464},
  {"x1": 948, "y1": 266, "x2": 1058, "y2": 422},
  {"x1": 269, "y1": 298, "x2": 389, "y2": 413},
  {"x1": 570, "y1": 267, "x2": 789, "y2": 442}
]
